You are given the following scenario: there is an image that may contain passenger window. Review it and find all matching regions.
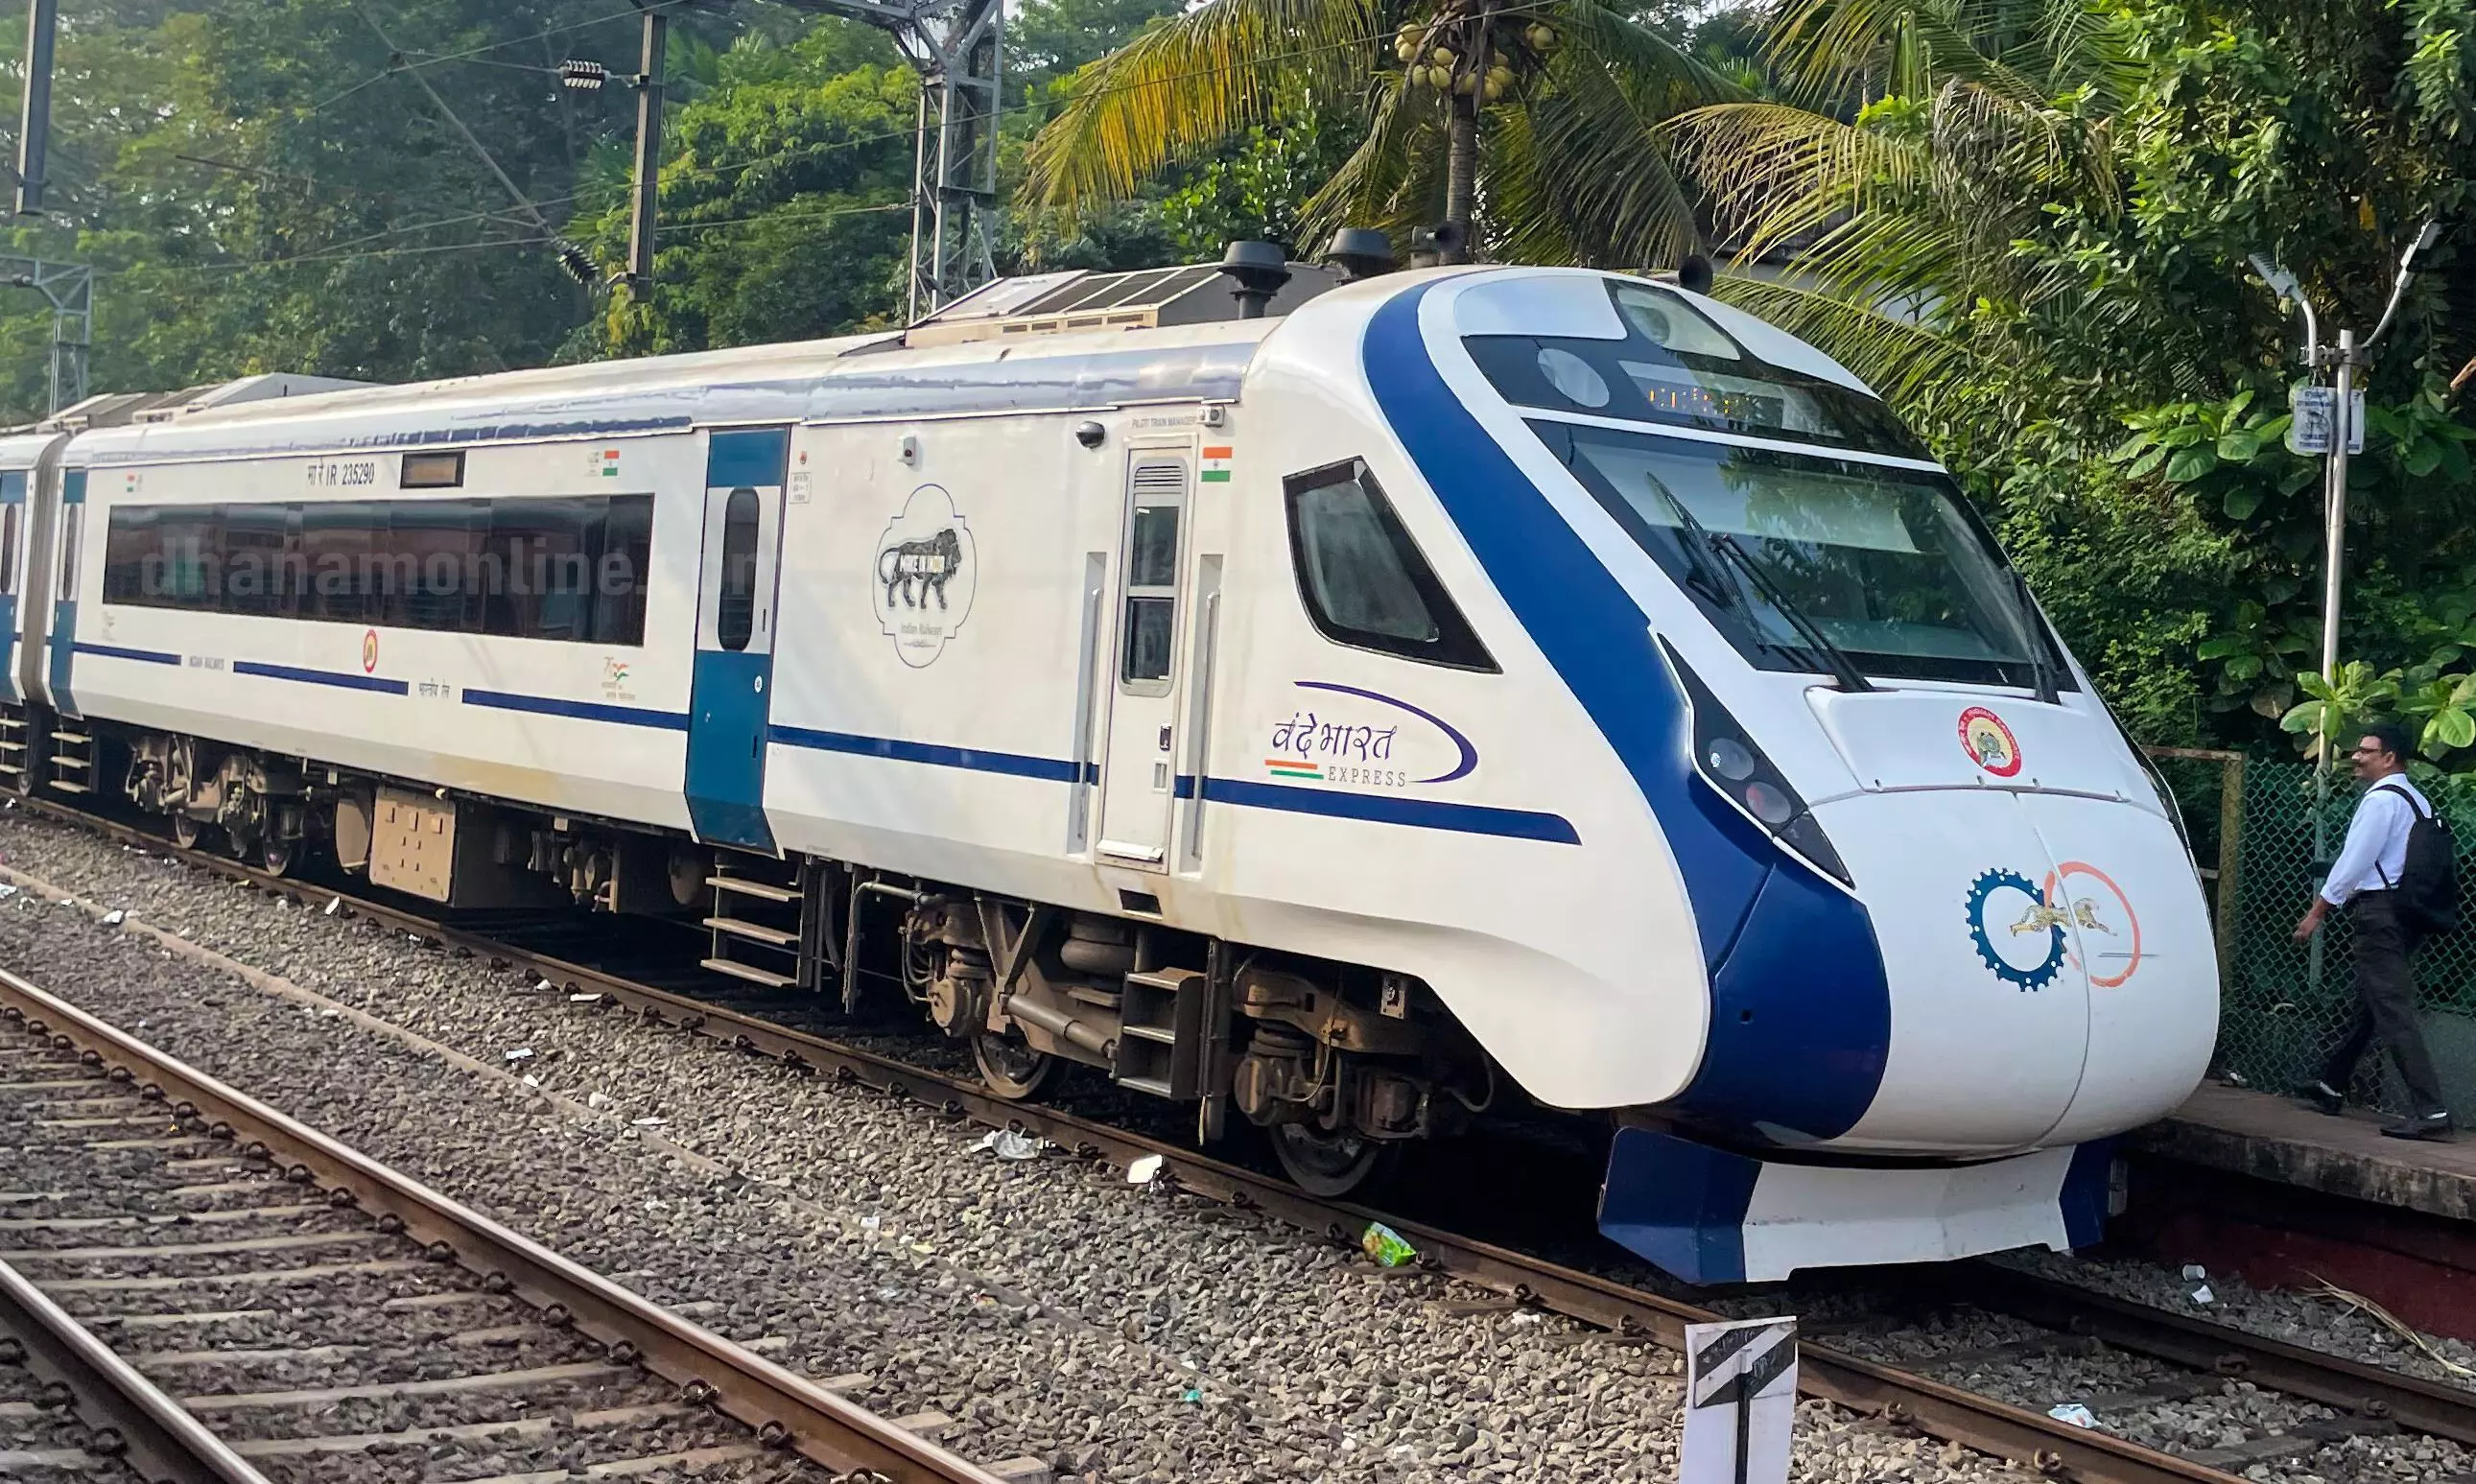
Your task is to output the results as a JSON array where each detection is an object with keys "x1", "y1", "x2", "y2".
[
  {"x1": 716, "y1": 486, "x2": 759, "y2": 652},
  {"x1": 1120, "y1": 464, "x2": 1185, "y2": 689},
  {"x1": 1283, "y1": 460, "x2": 1496, "y2": 671},
  {"x1": 0, "y1": 473, "x2": 22, "y2": 597},
  {"x1": 58, "y1": 509, "x2": 81, "y2": 601}
]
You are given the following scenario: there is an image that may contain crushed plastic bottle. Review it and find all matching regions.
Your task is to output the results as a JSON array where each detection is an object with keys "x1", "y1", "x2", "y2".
[
  {"x1": 2047, "y1": 1403, "x2": 2097, "y2": 1428},
  {"x1": 973, "y1": 1129, "x2": 1041, "y2": 1160},
  {"x1": 1361, "y1": 1221, "x2": 1416, "y2": 1267}
]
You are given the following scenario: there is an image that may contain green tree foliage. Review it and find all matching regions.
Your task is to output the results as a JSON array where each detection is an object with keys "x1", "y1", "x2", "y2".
[
  {"x1": 1668, "y1": 0, "x2": 2476, "y2": 755},
  {"x1": 1019, "y1": 0, "x2": 1740, "y2": 267},
  {"x1": 563, "y1": 21, "x2": 918, "y2": 355}
]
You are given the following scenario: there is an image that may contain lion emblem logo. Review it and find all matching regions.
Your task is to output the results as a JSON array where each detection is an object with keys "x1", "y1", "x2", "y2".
[
  {"x1": 879, "y1": 527, "x2": 963, "y2": 611},
  {"x1": 872, "y1": 484, "x2": 976, "y2": 668}
]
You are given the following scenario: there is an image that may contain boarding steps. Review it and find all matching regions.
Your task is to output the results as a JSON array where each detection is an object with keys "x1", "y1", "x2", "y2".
[
  {"x1": 702, "y1": 852, "x2": 827, "y2": 992},
  {"x1": 0, "y1": 707, "x2": 30, "y2": 790},
  {"x1": 45, "y1": 724, "x2": 95, "y2": 794}
]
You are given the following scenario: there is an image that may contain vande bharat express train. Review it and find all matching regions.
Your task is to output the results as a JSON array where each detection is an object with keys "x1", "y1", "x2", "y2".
[{"x1": 0, "y1": 257, "x2": 2216, "y2": 1284}]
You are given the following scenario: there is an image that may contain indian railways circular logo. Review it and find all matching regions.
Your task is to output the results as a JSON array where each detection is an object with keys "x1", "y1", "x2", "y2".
[
  {"x1": 1966, "y1": 867, "x2": 2065, "y2": 991},
  {"x1": 1957, "y1": 706, "x2": 2021, "y2": 778},
  {"x1": 361, "y1": 629, "x2": 379, "y2": 674},
  {"x1": 2045, "y1": 860, "x2": 2141, "y2": 987}
]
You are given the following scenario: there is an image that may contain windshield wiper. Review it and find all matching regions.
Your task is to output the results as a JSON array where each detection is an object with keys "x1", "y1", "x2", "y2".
[
  {"x1": 1706, "y1": 531, "x2": 1877, "y2": 693},
  {"x1": 2007, "y1": 567, "x2": 2062, "y2": 704},
  {"x1": 1642, "y1": 478, "x2": 1874, "y2": 692}
]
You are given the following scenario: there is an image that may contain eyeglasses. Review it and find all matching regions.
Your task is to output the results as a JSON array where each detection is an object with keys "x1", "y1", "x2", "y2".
[{"x1": 2351, "y1": 744, "x2": 2389, "y2": 757}]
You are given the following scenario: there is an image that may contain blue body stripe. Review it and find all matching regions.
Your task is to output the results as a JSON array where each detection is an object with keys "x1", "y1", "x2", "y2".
[
  {"x1": 769, "y1": 723, "x2": 1082, "y2": 783},
  {"x1": 1362, "y1": 282, "x2": 1891, "y2": 1142},
  {"x1": 1191, "y1": 775, "x2": 1578, "y2": 844},
  {"x1": 75, "y1": 641, "x2": 180, "y2": 666},
  {"x1": 232, "y1": 660, "x2": 409, "y2": 695},
  {"x1": 463, "y1": 688, "x2": 688, "y2": 730}
]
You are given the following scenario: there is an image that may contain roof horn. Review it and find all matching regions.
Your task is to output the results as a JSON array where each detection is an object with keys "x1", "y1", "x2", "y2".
[{"x1": 1219, "y1": 241, "x2": 1292, "y2": 318}]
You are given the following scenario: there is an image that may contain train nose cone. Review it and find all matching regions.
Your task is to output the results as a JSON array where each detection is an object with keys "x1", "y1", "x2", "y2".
[
  {"x1": 2015, "y1": 790, "x2": 2218, "y2": 1143},
  {"x1": 1805, "y1": 789, "x2": 2090, "y2": 1153},
  {"x1": 1804, "y1": 785, "x2": 2216, "y2": 1155}
]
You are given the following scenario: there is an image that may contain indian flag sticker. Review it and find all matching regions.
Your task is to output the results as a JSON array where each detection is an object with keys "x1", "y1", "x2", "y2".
[
  {"x1": 589, "y1": 447, "x2": 622, "y2": 478},
  {"x1": 1201, "y1": 446, "x2": 1233, "y2": 483},
  {"x1": 1265, "y1": 756, "x2": 1321, "y2": 780}
]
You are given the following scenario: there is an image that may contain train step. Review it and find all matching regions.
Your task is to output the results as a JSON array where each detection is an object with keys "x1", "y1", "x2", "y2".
[
  {"x1": 698, "y1": 956, "x2": 796, "y2": 989},
  {"x1": 705, "y1": 874, "x2": 798, "y2": 903},
  {"x1": 702, "y1": 915, "x2": 798, "y2": 947}
]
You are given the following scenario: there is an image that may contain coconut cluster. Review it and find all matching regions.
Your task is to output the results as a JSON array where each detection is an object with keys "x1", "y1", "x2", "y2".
[{"x1": 1392, "y1": 13, "x2": 1559, "y2": 103}]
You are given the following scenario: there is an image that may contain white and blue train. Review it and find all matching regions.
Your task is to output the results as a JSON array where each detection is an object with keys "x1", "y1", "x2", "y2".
[{"x1": 0, "y1": 254, "x2": 2217, "y2": 1283}]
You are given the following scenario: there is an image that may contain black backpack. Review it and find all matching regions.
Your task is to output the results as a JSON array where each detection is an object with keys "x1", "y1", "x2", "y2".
[{"x1": 2375, "y1": 780, "x2": 2461, "y2": 935}]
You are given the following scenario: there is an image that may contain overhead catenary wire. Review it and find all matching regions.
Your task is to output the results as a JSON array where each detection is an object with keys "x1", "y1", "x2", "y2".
[
  {"x1": 105, "y1": 3, "x2": 1570, "y2": 283},
  {"x1": 302, "y1": 1, "x2": 655, "y2": 116}
]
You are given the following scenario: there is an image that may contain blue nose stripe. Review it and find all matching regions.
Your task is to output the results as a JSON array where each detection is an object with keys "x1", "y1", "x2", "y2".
[{"x1": 1360, "y1": 280, "x2": 1890, "y2": 1141}]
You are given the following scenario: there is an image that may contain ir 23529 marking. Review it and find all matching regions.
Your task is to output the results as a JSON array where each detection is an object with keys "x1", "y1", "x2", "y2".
[{"x1": 305, "y1": 459, "x2": 376, "y2": 488}]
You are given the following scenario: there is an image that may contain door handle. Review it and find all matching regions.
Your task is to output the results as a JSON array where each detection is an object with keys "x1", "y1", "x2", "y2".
[{"x1": 1157, "y1": 724, "x2": 1172, "y2": 751}]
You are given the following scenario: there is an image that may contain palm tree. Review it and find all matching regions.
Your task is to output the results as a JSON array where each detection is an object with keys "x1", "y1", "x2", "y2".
[
  {"x1": 1019, "y1": 0, "x2": 1744, "y2": 268},
  {"x1": 1660, "y1": 0, "x2": 2147, "y2": 399}
]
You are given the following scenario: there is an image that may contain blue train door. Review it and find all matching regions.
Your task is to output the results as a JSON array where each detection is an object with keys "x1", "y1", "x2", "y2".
[{"x1": 685, "y1": 429, "x2": 790, "y2": 852}]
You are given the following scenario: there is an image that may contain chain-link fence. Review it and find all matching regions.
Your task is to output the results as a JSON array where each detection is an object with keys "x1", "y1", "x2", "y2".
[{"x1": 2153, "y1": 750, "x2": 2476, "y2": 1118}]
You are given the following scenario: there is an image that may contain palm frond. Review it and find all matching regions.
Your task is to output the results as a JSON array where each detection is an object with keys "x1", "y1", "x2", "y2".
[
  {"x1": 1296, "y1": 81, "x2": 1440, "y2": 247},
  {"x1": 1710, "y1": 274, "x2": 1981, "y2": 403},
  {"x1": 1498, "y1": 51, "x2": 1704, "y2": 267},
  {"x1": 1019, "y1": 0, "x2": 1384, "y2": 210},
  {"x1": 1549, "y1": 0, "x2": 1752, "y2": 112}
]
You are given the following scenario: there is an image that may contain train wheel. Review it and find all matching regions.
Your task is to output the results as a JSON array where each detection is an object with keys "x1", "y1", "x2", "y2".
[
  {"x1": 974, "y1": 1033, "x2": 1057, "y2": 1100},
  {"x1": 1271, "y1": 1122, "x2": 1393, "y2": 1198},
  {"x1": 171, "y1": 814, "x2": 203, "y2": 851}
]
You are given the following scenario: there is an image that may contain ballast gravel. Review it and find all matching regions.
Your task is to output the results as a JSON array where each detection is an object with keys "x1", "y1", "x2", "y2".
[{"x1": 0, "y1": 809, "x2": 2040, "y2": 1483}]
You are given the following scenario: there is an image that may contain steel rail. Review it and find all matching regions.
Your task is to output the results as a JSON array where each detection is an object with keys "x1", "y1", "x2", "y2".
[
  {"x1": 1949, "y1": 1263, "x2": 2476, "y2": 1448},
  {"x1": 0, "y1": 967, "x2": 1010, "y2": 1484},
  {"x1": 0, "y1": 1252, "x2": 275, "y2": 1484},
  {"x1": 13, "y1": 795, "x2": 2444, "y2": 1482}
]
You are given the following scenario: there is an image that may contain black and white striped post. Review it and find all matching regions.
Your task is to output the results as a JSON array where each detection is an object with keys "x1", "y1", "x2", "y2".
[{"x1": 1683, "y1": 1316, "x2": 1798, "y2": 1484}]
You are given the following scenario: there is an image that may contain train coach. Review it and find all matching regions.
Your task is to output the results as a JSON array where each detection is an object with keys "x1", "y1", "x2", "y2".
[{"x1": 0, "y1": 250, "x2": 2218, "y2": 1284}]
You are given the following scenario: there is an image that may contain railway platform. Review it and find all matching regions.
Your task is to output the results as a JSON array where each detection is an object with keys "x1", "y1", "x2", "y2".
[{"x1": 2118, "y1": 1080, "x2": 2476, "y2": 1339}]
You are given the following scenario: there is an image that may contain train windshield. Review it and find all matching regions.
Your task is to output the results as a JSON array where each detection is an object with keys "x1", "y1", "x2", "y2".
[{"x1": 1529, "y1": 419, "x2": 2072, "y2": 690}]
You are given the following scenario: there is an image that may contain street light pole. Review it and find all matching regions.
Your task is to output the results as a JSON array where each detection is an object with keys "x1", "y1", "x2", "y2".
[{"x1": 2252, "y1": 222, "x2": 2441, "y2": 1001}]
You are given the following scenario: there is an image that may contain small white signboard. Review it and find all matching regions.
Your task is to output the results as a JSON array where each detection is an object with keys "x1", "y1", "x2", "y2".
[
  {"x1": 2288, "y1": 385, "x2": 2366, "y2": 456},
  {"x1": 1681, "y1": 1316, "x2": 1797, "y2": 1484}
]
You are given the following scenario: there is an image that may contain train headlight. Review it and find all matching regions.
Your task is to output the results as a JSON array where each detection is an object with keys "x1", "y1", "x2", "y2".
[
  {"x1": 1704, "y1": 738, "x2": 1757, "y2": 782},
  {"x1": 1662, "y1": 639, "x2": 1853, "y2": 887}
]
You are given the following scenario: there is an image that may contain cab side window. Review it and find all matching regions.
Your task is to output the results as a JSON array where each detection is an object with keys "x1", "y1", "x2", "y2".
[{"x1": 1283, "y1": 459, "x2": 1495, "y2": 671}]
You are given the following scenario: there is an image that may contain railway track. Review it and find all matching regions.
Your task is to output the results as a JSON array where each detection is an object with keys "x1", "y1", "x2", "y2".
[
  {"x1": 13, "y1": 795, "x2": 2476, "y2": 1484},
  {"x1": 0, "y1": 962, "x2": 1026, "y2": 1484}
]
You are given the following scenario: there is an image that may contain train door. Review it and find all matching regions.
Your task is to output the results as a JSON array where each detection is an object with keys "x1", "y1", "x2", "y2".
[
  {"x1": 45, "y1": 467, "x2": 83, "y2": 718},
  {"x1": 684, "y1": 428, "x2": 790, "y2": 853},
  {"x1": 1094, "y1": 449, "x2": 1193, "y2": 869},
  {"x1": 0, "y1": 469, "x2": 26, "y2": 703}
]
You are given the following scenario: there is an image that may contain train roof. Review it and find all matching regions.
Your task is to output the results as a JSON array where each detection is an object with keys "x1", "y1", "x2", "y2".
[{"x1": 67, "y1": 300, "x2": 1298, "y2": 467}]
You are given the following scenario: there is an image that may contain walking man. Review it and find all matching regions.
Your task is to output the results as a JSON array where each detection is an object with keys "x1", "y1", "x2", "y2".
[{"x1": 2295, "y1": 720, "x2": 2452, "y2": 1139}]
